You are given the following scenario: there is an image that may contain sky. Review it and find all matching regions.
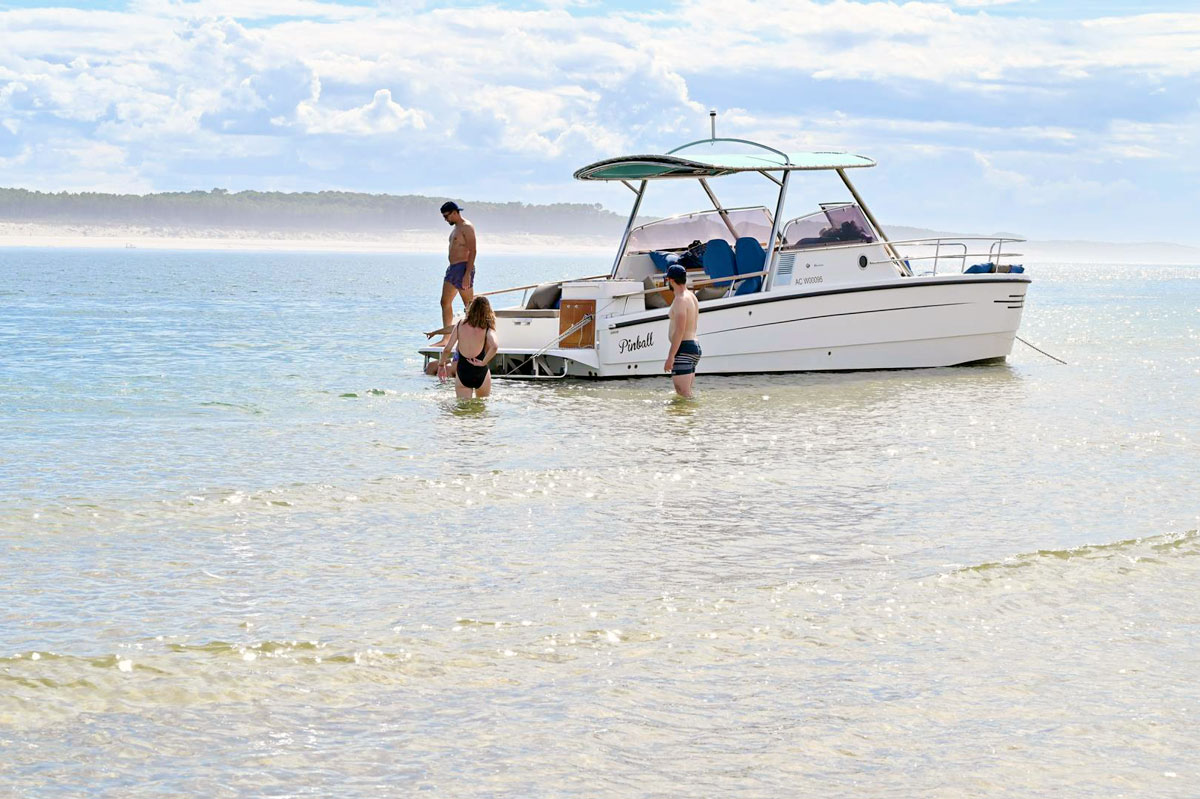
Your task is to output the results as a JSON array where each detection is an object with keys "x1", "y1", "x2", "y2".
[{"x1": 1, "y1": 0, "x2": 1198, "y2": 243}]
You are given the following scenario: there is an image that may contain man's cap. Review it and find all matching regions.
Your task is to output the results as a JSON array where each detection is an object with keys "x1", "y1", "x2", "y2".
[
  {"x1": 440, "y1": 201, "x2": 463, "y2": 214},
  {"x1": 666, "y1": 264, "x2": 688, "y2": 284}
]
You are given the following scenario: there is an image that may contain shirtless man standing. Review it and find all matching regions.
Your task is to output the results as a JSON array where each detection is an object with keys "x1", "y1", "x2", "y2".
[
  {"x1": 663, "y1": 264, "x2": 701, "y2": 398},
  {"x1": 437, "y1": 201, "x2": 477, "y2": 345}
]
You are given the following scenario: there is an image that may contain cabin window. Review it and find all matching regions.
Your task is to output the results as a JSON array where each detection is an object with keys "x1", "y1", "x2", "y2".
[
  {"x1": 625, "y1": 207, "x2": 773, "y2": 253},
  {"x1": 782, "y1": 204, "x2": 876, "y2": 249}
]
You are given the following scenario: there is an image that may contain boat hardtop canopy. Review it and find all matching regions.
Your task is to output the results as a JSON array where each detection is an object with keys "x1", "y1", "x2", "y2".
[{"x1": 573, "y1": 138, "x2": 876, "y2": 181}]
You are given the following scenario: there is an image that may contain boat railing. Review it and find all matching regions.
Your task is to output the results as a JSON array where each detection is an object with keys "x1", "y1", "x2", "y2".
[
  {"x1": 867, "y1": 237, "x2": 1025, "y2": 275},
  {"x1": 478, "y1": 273, "x2": 609, "y2": 307},
  {"x1": 611, "y1": 270, "x2": 770, "y2": 299}
]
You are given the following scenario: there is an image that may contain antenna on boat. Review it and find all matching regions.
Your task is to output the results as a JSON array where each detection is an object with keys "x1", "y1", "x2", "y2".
[{"x1": 709, "y1": 109, "x2": 717, "y2": 141}]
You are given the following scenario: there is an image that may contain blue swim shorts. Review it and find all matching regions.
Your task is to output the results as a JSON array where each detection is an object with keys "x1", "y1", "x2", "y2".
[
  {"x1": 444, "y1": 261, "x2": 474, "y2": 291},
  {"x1": 672, "y1": 339, "x2": 702, "y2": 375}
]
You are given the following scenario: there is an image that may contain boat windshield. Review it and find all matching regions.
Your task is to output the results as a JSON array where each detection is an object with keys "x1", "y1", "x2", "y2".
[
  {"x1": 626, "y1": 207, "x2": 773, "y2": 252},
  {"x1": 783, "y1": 204, "x2": 875, "y2": 249}
]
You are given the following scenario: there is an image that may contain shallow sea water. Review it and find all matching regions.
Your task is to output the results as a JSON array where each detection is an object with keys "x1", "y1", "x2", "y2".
[{"x1": 2, "y1": 249, "x2": 1199, "y2": 797}]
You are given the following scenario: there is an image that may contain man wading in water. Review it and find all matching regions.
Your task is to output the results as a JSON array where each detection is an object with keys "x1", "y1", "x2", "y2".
[
  {"x1": 436, "y1": 201, "x2": 477, "y2": 346},
  {"x1": 663, "y1": 264, "x2": 701, "y2": 398}
]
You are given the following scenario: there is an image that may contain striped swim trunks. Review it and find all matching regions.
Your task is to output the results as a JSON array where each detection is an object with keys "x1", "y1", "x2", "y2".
[{"x1": 671, "y1": 339, "x2": 702, "y2": 375}]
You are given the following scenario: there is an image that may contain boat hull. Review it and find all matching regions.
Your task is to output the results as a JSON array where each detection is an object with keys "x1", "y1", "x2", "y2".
[{"x1": 420, "y1": 275, "x2": 1030, "y2": 379}]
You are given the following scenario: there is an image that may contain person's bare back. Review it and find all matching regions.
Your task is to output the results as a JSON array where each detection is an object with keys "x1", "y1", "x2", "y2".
[
  {"x1": 663, "y1": 265, "x2": 702, "y2": 397},
  {"x1": 668, "y1": 287, "x2": 699, "y2": 343}
]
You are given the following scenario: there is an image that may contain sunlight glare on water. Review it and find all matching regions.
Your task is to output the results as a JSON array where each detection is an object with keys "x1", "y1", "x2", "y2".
[{"x1": 1, "y1": 251, "x2": 1199, "y2": 796}]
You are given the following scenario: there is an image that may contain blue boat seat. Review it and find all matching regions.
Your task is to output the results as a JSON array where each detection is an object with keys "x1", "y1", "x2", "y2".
[
  {"x1": 701, "y1": 239, "x2": 736, "y2": 289},
  {"x1": 733, "y1": 237, "x2": 765, "y2": 295}
]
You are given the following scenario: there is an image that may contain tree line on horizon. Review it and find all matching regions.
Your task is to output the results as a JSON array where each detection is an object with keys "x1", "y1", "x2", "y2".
[{"x1": 0, "y1": 187, "x2": 631, "y2": 236}]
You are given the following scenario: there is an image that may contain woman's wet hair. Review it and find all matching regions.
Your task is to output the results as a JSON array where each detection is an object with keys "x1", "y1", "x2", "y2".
[{"x1": 464, "y1": 295, "x2": 496, "y2": 330}]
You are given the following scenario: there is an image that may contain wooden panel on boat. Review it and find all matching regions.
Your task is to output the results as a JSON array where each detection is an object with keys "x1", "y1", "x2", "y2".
[{"x1": 559, "y1": 299, "x2": 596, "y2": 349}]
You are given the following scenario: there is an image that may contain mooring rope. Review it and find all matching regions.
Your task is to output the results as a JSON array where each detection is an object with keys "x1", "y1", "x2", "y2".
[{"x1": 1016, "y1": 335, "x2": 1068, "y2": 364}]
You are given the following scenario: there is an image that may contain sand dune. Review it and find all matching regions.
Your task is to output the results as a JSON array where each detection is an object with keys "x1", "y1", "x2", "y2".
[
  {"x1": 2, "y1": 221, "x2": 1197, "y2": 265},
  {"x1": 0, "y1": 222, "x2": 614, "y2": 255}
]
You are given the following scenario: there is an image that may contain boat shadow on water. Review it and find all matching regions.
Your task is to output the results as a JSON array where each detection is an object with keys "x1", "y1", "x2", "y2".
[{"x1": 519, "y1": 361, "x2": 1027, "y2": 401}]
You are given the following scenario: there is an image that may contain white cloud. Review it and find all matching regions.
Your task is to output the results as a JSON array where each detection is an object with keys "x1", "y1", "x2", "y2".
[
  {"x1": 0, "y1": 1, "x2": 1198, "y2": 241},
  {"x1": 1, "y1": 135, "x2": 152, "y2": 192},
  {"x1": 130, "y1": 0, "x2": 365, "y2": 21},
  {"x1": 0, "y1": 146, "x2": 33, "y2": 169},
  {"x1": 973, "y1": 151, "x2": 1030, "y2": 190},
  {"x1": 1100, "y1": 117, "x2": 1200, "y2": 161},
  {"x1": 636, "y1": 0, "x2": 1200, "y2": 86},
  {"x1": 297, "y1": 88, "x2": 428, "y2": 134}
]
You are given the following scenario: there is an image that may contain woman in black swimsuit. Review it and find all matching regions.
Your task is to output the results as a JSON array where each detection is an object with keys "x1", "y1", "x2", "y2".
[{"x1": 437, "y1": 296, "x2": 498, "y2": 399}]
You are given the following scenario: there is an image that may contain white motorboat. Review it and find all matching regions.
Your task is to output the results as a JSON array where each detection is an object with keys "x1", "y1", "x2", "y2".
[{"x1": 420, "y1": 134, "x2": 1029, "y2": 379}]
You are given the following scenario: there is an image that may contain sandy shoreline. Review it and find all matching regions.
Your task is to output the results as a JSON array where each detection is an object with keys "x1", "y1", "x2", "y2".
[
  {"x1": 0, "y1": 222, "x2": 615, "y2": 255},
  {"x1": 2, "y1": 221, "x2": 1197, "y2": 264}
]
